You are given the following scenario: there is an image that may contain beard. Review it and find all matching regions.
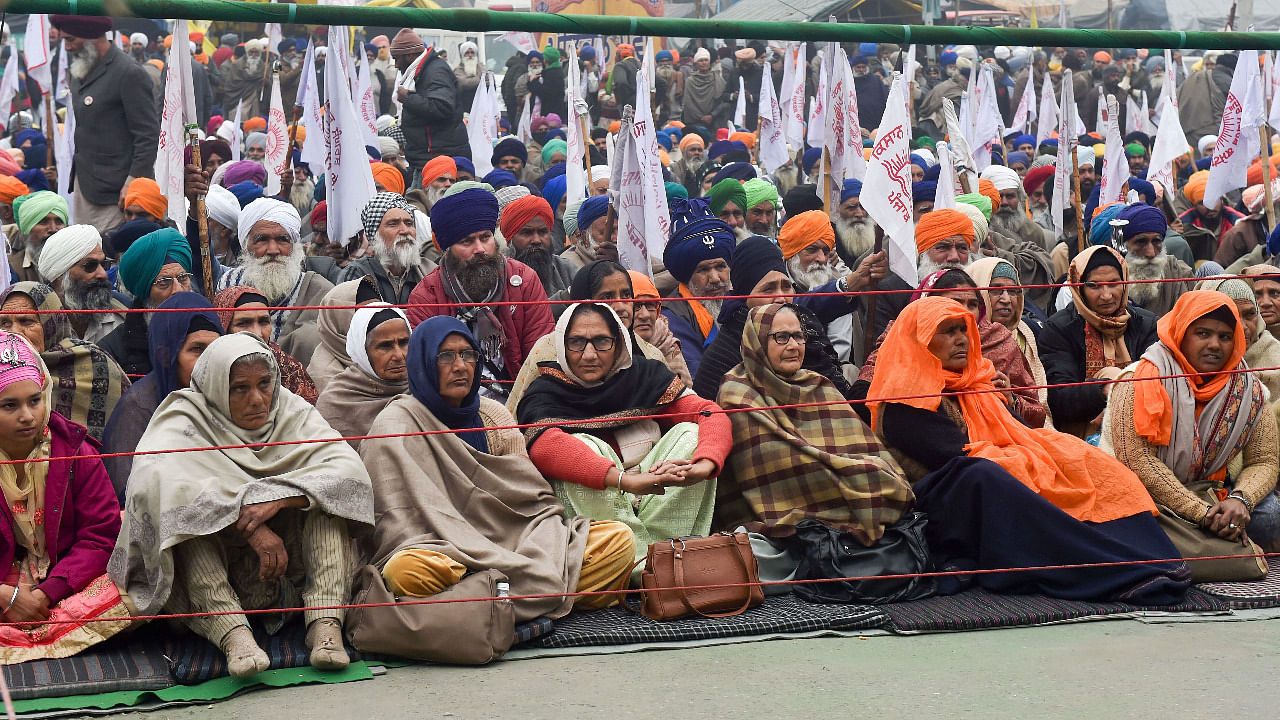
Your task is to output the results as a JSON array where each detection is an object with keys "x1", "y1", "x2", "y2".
[
  {"x1": 688, "y1": 276, "x2": 729, "y2": 320},
  {"x1": 1079, "y1": 177, "x2": 1097, "y2": 200},
  {"x1": 786, "y1": 254, "x2": 845, "y2": 290},
  {"x1": 732, "y1": 225, "x2": 752, "y2": 242},
  {"x1": 1125, "y1": 249, "x2": 1166, "y2": 308},
  {"x1": 425, "y1": 184, "x2": 447, "y2": 210},
  {"x1": 916, "y1": 251, "x2": 978, "y2": 279},
  {"x1": 63, "y1": 276, "x2": 115, "y2": 311},
  {"x1": 374, "y1": 233, "x2": 421, "y2": 273},
  {"x1": 245, "y1": 55, "x2": 263, "y2": 74},
  {"x1": 463, "y1": 58, "x2": 478, "y2": 75},
  {"x1": 239, "y1": 242, "x2": 305, "y2": 302},
  {"x1": 511, "y1": 244, "x2": 555, "y2": 288},
  {"x1": 832, "y1": 215, "x2": 876, "y2": 258},
  {"x1": 70, "y1": 42, "x2": 100, "y2": 80},
  {"x1": 989, "y1": 207, "x2": 1025, "y2": 239},
  {"x1": 445, "y1": 249, "x2": 505, "y2": 300}
]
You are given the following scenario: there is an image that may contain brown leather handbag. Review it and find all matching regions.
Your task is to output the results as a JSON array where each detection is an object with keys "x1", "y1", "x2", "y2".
[{"x1": 634, "y1": 532, "x2": 765, "y2": 620}]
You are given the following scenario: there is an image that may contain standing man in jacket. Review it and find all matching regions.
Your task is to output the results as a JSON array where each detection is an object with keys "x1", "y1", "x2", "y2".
[
  {"x1": 53, "y1": 15, "x2": 159, "y2": 236},
  {"x1": 390, "y1": 28, "x2": 469, "y2": 187}
]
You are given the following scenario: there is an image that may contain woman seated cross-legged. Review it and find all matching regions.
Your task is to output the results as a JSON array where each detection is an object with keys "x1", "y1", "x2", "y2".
[
  {"x1": 1105, "y1": 290, "x2": 1280, "y2": 581},
  {"x1": 355, "y1": 316, "x2": 635, "y2": 623},
  {"x1": 110, "y1": 333, "x2": 375, "y2": 678},
  {"x1": 866, "y1": 297, "x2": 1191, "y2": 604}
]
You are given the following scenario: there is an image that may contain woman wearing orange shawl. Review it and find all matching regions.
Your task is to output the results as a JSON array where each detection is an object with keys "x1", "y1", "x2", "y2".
[
  {"x1": 1106, "y1": 290, "x2": 1279, "y2": 581},
  {"x1": 1039, "y1": 246, "x2": 1160, "y2": 436},
  {"x1": 867, "y1": 296, "x2": 1189, "y2": 603}
]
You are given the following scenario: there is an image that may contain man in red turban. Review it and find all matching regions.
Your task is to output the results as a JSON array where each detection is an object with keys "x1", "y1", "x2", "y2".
[{"x1": 500, "y1": 195, "x2": 576, "y2": 297}]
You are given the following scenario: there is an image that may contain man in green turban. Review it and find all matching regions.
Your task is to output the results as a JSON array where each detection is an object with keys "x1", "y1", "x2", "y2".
[
  {"x1": 10, "y1": 191, "x2": 70, "y2": 282},
  {"x1": 707, "y1": 178, "x2": 748, "y2": 238}
]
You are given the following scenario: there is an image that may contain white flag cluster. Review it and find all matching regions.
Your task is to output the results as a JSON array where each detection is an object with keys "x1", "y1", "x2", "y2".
[
  {"x1": 1204, "y1": 49, "x2": 1264, "y2": 210},
  {"x1": 756, "y1": 59, "x2": 789, "y2": 174},
  {"x1": 1051, "y1": 70, "x2": 1079, "y2": 242},
  {"x1": 565, "y1": 53, "x2": 589, "y2": 206},
  {"x1": 611, "y1": 44, "x2": 669, "y2": 279},
  {"x1": 323, "y1": 26, "x2": 377, "y2": 244},
  {"x1": 467, "y1": 73, "x2": 501, "y2": 177},
  {"x1": 1098, "y1": 95, "x2": 1129, "y2": 206},
  {"x1": 779, "y1": 42, "x2": 806, "y2": 149}
]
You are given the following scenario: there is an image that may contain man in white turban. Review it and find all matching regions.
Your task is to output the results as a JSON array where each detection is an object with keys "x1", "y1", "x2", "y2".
[
  {"x1": 129, "y1": 32, "x2": 148, "y2": 62},
  {"x1": 205, "y1": 184, "x2": 242, "y2": 268},
  {"x1": 983, "y1": 164, "x2": 1054, "y2": 251},
  {"x1": 38, "y1": 224, "x2": 127, "y2": 343},
  {"x1": 217, "y1": 198, "x2": 333, "y2": 365}
]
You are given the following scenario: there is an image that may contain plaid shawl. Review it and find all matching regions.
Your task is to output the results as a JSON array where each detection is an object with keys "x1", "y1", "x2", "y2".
[{"x1": 716, "y1": 304, "x2": 914, "y2": 546}]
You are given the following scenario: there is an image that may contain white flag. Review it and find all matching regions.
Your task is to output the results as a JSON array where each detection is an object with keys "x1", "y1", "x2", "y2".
[
  {"x1": 1098, "y1": 95, "x2": 1129, "y2": 206},
  {"x1": 732, "y1": 75, "x2": 746, "y2": 129},
  {"x1": 943, "y1": 98, "x2": 977, "y2": 193},
  {"x1": 323, "y1": 25, "x2": 377, "y2": 244},
  {"x1": 903, "y1": 44, "x2": 918, "y2": 86},
  {"x1": 780, "y1": 42, "x2": 806, "y2": 149},
  {"x1": 806, "y1": 59, "x2": 826, "y2": 151},
  {"x1": 354, "y1": 57, "x2": 380, "y2": 150},
  {"x1": 265, "y1": 24, "x2": 282, "y2": 59},
  {"x1": 1094, "y1": 86, "x2": 1105, "y2": 134},
  {"x1": 467, "y1": 73, "x2": 500, "y2": 177},
  {"x1": 298, "y1": 42, "x2": 326, "y2": 171},
  {"x1": 230, "y1": 101, "x2": 243, "y2": 162},
  {"x1": 1052, "y1": 70, "x2": 1078, "y2": 242},
  {"x1": 517, "y1": 95, "x2": 533, "y2": 145},
  {"x1": 155, "y1": 20, "x2": 195, "y2": 228},
  {"x1": 265, "y1": 73, "x2": 288, "y2": 196},
  {"x1": 0, "y1": 45, "x2": 21, "y2": 133},
  {"x1": 565, "y1": 55, "x2": 588, "y2": 206},
  {"x1": 1149, "y1": 94, "x2": 1187, "y2": 195},
  {"x1": 757, "y1": 58, "x2": 788, "y2": 174},
  {"x1": 1035, "y1": 70, "x2": 1058, "y2": 146},
  {"x1": 614, "y1": 67, "x2": 669, "y2": 277},
  {"x1": 934, "y1": 141, "x2": 957, "y2": 211},
  {"x1": 959, "y1": 57, "x2": 978, "y2": 148},
  {"x1": 23, "y1": 14, "x2": 52, "y2": 95},
  {"x1": 861, "y1": 75, "x2": 916, "y2": 288},
  {"x1": 842, "y1": 60, "x2": 867, "y2": 181},
  {"x1": 1124, "y1": 92, "x2": 1149, "y2": 137},
  {"x1": 497, "y1": 32, "x2": 537, "y2": 55},
  {"x1": 972, "y1": 64, "x2": 1002, "y2": 170},
  {"x1": 821, "y1": 44, "x2": 851, "y2": 204},
  {"x1": 54, "y1": 99, "x2": 75, "y2": 212},
  {"x1": 1007, "y1": 67, "x2": 1036, "y2": 136},
  {"x1": 54, "y1": 39, "x2": 69, "y2": 103},
  {"x1": 1204, "y1": 49, "x2": 1264, "y2": 210}
]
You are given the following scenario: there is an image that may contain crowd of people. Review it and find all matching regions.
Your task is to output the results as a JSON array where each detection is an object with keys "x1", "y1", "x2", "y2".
[{"x1": 0, "y1": 14, "x2": 1279, "y2": 674}]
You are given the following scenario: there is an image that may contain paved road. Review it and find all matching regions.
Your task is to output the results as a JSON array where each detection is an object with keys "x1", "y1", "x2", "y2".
[{"x1": 117, "y1": 615, "x2": 1278, "y2": 719}]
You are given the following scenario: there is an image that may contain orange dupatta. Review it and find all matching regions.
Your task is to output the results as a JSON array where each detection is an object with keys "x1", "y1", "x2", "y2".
[
  {"x1": 677, "y1": 283, "x2": 716, "y2": 339},
  {"x1": 867, "y1": 297, "x2": 1156, "y2": 523}
]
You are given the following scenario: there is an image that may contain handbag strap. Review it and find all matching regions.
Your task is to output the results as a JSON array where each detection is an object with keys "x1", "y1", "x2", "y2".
[{"x1": 674, "y1": 535, "x2": 756, "y2": 618}]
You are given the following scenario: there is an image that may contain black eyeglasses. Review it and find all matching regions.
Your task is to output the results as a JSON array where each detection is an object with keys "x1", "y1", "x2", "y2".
[
  {"x1": 767, "y1": 331, "x2": 807, "y2": 346},
  {"x1": 991, "y1": 287, "x2": 1024, "y2": 298},
  {"x1": 78, "y1": 258, "x2": 112, "y2": 274},
  {"x1": 566, "y1": 335, "x2": 616, "y2": 352},
  {"x1": 437, "y1": 349, "x2": 480, "y2": 366}
]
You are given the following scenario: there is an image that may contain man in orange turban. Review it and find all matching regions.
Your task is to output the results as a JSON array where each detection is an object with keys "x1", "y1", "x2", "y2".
[
  {"x1": 915, "y1": 208, "x2": 976, "y2": 277},
  {"x1": 778, "y1": 209, "x2": 859, "y2": 362},
  {"x1": 370, "y1": 162, "x2": 406, "y2": 195},
  {"x1": 0, "y1": 177, "x2": 31, "y2": 225},
  {"x1": 1178, "y1": 169, "x2": 1247, "y2": 253},
  {"x1": 123, "y1": 178, "x2": 168, "y2": 223},
  {"x1": 420, "y1": 156, "x2": 457, "y2": 209}
]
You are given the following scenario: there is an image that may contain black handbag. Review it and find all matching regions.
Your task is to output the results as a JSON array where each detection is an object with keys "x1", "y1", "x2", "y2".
[{"x1": 792, "y1": 512, "x2": 935, "y2": 604}]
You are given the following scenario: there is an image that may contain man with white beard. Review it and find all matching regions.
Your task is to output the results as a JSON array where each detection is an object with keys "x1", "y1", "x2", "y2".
[
  {"x1": 831, "y1": 180, "x2": 877, "y2": 263},
  {"x1": 337, "y1": 193, "x2": 434, "y2": 304},
  {"x1": 37, "y1": 225, "x2": 127, "y2": 344},
  {"x1": 708, "y1": 179, "x2": 752, "y2": 241},
  {"x1": 1115, "y1": 203, "x2": 1193, "y2": 318},
  {"x1": 780, "y1": 211, "x2": 858, "y2": 363},
  {"x1": 453, "y1": 41, "x2": 483, "y2": 112},
  {"x1": 51, "y1": 14, "x2": 158, "y2": 235},
  {"x1": 660, "y1": 199, "x2": 738, "y2": 378},
  {"x1": 219, "y1": 38, "x2": 269, "y2": 118},
  {"x1": 983, "y1": 165, "x2": 1055, "y2": 252},
  {"x1": 216, "y1": 199, "x2": 335, "y2": 365}
]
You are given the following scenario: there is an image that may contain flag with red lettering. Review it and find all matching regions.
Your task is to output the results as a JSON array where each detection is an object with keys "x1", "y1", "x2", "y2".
[
  {"x1": 1051, "y1": 70, "x2": 1078, "y2": 242},
  {"x1": 23, "y1": 14, "x2": 52, "y2": 95},
  {"x1": 1204, "y1": 49, "x2": 1263, "y2": 210},
  {"x1": 1036, "y1": 70, "x2": 1057, "y2": 146},
  {"x1": 324, "y1": 25, "x2": 377, "y2": 244},
  {"x1": 1098, "y1": 95, "x2": 1129, "y2": 206},
  {"x1": 612, "y1": 54, "x2": 668, "y2": 278},
  {"x1": 757, "y1": 59, "x2": 788, "y2": 174},
  {"x1": 265, "y1": 73, "x2": 288, "y2": 196},
  {"x1": 860, "y1": 76, "x2": 916, "y2": 288},
  {"x1": 155, "y1": 20, "x2": 196, "y2": 227},
  {"x1": 780, "y1": 42, "x2": 806, "y2": 149}
]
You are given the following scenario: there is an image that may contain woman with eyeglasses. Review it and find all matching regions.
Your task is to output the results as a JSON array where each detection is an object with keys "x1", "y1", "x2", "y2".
[
  {"x1": 316, "y1": 303, "x2": 410, "y2": 450},
  {"x1": 516, "y1": 302, "x2": 731, "y2": 572},
  {"x1": 352, "y1": 316, "x2": 635, "y2": 654},
  {"x1": 0, "y1": 282, "x2": 131, "y2": 442},
  {"x1": 98, "y1": 227, "x2": 196, "y2": 377},
  {"x1": 1039, "y1": 245, "x2": 1159, "y2": 438}
]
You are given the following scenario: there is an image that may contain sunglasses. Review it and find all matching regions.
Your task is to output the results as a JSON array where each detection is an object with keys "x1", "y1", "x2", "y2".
[{"x1": 77, "y1": 258, "x2": 113, "y2": 274}]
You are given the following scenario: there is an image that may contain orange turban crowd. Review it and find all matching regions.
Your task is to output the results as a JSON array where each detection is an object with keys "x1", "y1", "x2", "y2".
[
  {"x1": 422, "y1": 156, "x2": 457, "y2": 184},
  {"x1": 124, "y1": 178, "x2": 168, "y2": 220},
  {"x1": 370, "y1": 162, "x2": 406, "y2": 195},
  {"x1": 915, "y1": 209, "x2": 975, "y2": 254},
  {"x1": 778, "y1": 210, "x2": 835, "y2": 260},
  {"x1": 499, "y1": 195, "x2": 553, "y2": 239}
]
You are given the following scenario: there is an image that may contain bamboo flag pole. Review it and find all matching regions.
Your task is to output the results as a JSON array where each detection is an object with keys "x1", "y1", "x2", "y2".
[{"x1": 187, "y1": 125, "x2": 215, "y2": 297}]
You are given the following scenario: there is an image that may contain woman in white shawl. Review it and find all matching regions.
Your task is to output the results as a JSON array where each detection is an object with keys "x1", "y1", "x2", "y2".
[{"x1": 109, "y1": 333, "x2": 375, "y2": 678}]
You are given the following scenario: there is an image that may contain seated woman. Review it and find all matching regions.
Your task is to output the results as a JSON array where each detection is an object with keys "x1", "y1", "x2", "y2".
[
  {"x1": 1039, "y1": 246, "x2": 1159, "y2": 437},
  {"x1": 1105, "y1": 290, "x2": 1280, "y2": 581},
  {"x1": 0, "y1": 332, "x2": 130, "y2": 664},
  {"x1": 355, "y1": 316, "x2": 634, "y2": 629},
  {"x1": 717, "y1": 304, "x2": 916, "y2": 584},
  {"x1": 856, "y1": 269, "x2": 1045, "y2": 428},
  {"x1": 110, "y1": 334, "x2": 375, "y2": 678},
  {"x1": 308, "y1": 276, "x2": 381, "y2": 393},
  {"x1": 867, "y1": 297, "x2": 1190, "y2": 604},
  {"x1": 968, "y1": 257, "x2": 1051, "y2": 428},
  {"x1": 1198, "y1": 276, "x2": 1280, "y2": 419},
  {"x1": 214, "y1": 286, "x2": 318, "y2": 404},
  {"x1": 317, "y1": 303, "x2": 410, "y2": 449},
  {"x1": 0, "y1": 282, "x2": 130, "y2": 442},
  {"x1": 506, "y1": 261, "x2": 690, "y2": 412},
  {"x1": 101, "y1": 293, "x2": 223, "y2": 500},
  {"x1": 517, "y1": 303, "x2": 730, "y2": 567}
]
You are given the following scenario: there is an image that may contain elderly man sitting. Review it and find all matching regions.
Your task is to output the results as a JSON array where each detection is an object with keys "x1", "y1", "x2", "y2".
[
  {"x1": 37, "y1": 224, "x2": 128, "y2": 343},
  {"x1": 983, "y1": 164, "x2": 1054, "y2": 251},
  {"x1": 217, "y1": 198, "x2": 335, "y2": 365},
  {"x1": 337, "y1": 192, "x2": 433, "y2": 304},
  {"x1": 1178, "y1": 171, "x2": 1247, "y2": 261},
  {"x1": 406, "y1": 187, "x2": 554, "y2": 396},
  {"x1": 419, "y1": 156, "x2": 458, "y2": 211},
  {"x1": 660, "y1": 199, "x2": 736, "y2": 378},
  {"x1": 501, "y1": 195, "x2": 575, "y2": 297},
  {"x1": 742, "y1": 178, "x2": 779, "y2": 238},
  {"x1": 779, "y1": 210, "x2": 857, "y2": 363},
  {"x1": 559, "y1": 195, "x2": 617, "y2": 270},
  {"x1": 1113, "y1": 203, "x2": 1193, "y2": 318},
  {"x1": 10, "y1": 191, "x2": 69, "y2": 283},
  {"x1": 708, "y1": 178, "x2": 749, "y2": 240},
  {"x1": 831, "y1": 179, "x2": 876, "y2": 263}
]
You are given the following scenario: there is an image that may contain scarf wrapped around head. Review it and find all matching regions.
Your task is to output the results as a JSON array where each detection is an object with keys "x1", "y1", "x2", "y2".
[
  {"x1": 408, "y1": 316, "x2": 488, "y2": 452},
  {"x1": 1068, "y1": 246, "x2": 1132, "y2": 377},
  {"x1": 347, "y1": 302, "x2": 410, "y2": 380},
  {"x1": 716, "y1": 303, "x2": 913, "y2": 543},
  {"x1": 360, "y1": 192, "x2": 414, "y2": 244},
  {"x1": 147, "y1": 292, "x2": 224, "y2": 405},
  {"x1": 866, "y1": 297, "x2": 1156, "y2": 523},
  {"x1": 37, "y1": 225, "x2": 101, "y2": 284}
]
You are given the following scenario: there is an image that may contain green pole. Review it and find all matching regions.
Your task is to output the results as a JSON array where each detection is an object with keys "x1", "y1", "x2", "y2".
[{"x1": 6, "y1": 0, "x2": 1280, "y2": 49}]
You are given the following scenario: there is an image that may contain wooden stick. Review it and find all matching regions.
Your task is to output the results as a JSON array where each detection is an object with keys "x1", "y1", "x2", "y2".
[
  {"x1": 821, "y1": 147, "x2": 831, "y2": 213},
  {"x1": 43, "y1": 93, "x2": 55, "y2": 168},
  {"x1": 861, "y1": 225, "x2": 883, "y2": 363},
  {"x1": 602, "y1": 203, "x2": 617, "y2": 256},
  {"x1": 1261, "y1": 125, "x2": 1277, "y2": 232},
  {"x1": 187, "y1": 126, "x2": 215, "y2": 298},
  {"x1": 1071, "y1": 143, "x2": 1086, "y2": 252},
  {"x1": 578, "y1": 105, "x2": 593, "y2": 176}
]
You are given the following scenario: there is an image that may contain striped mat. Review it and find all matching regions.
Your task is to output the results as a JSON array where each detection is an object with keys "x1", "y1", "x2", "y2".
[{"x1": 1196, "y1": 558, "x2": 1280, "y2": 609}]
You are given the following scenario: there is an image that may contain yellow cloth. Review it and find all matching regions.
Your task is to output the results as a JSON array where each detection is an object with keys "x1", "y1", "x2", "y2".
[
  {"x1": 0, "y1": 430, "x2": 51, "y2": 576},
  {"x1": 381, "y1": 521, "x2": 634, "y2": 608}
]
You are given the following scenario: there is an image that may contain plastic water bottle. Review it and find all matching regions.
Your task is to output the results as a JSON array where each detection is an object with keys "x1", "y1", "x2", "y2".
[{"x1": 496, "y1": 581, "x2": 510, "y2": 598}]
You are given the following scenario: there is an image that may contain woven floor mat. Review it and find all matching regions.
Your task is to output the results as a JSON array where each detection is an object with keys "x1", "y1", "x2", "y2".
[{"x1": 1196, "y1": 558, "x2": 1280, "y2": 609}]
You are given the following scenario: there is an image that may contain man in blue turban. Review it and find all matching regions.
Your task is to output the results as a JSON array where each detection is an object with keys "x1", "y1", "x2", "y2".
[
  {"x1": 561, "y1": 195, "x2": 616, "y2": 269},
  {"x1": 832, "y1": 178, "x2": 876, "y2": 261},
  {"x1": 491, "y1": 137, "x2": 529, "y2": 178},
  {"x1": 912, "y1": 180, "x2": 938, "y2": 220},
  {"x1": 658, "y1": 198, "x2": 736, "y2": 377},
  {"x1": 1117, "y1": 202, "x2": 1193, "y2": 317}
]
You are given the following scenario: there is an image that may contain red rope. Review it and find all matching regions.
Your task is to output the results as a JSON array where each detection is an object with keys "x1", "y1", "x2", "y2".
[{"x1": 0, "y1": 550, "x2": 1263, "y2": 628}]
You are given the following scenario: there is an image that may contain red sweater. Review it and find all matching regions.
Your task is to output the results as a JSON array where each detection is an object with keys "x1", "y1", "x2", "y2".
[{"x1": 528, "y1": 394, "x2": 732, "y2": 490}]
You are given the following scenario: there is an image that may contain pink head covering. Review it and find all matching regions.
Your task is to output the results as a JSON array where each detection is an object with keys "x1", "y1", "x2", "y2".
[{"x1": 0, "y1": 333, "x2": 45, "y2": 392}]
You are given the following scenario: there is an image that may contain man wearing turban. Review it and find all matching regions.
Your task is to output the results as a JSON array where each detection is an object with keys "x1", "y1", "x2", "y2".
[
  {"x1": 406, "y1": 187, "x2": 555, "y2": 391},
  {"x1": 560, "y1": 195, "x2": 617, "y2": 270},
  {"x1": 216, "y1": 198, "x2": 335, "y2": 366},
  {"x1": 742, "y1": 178, "x2": 780, "y2": 238},
  {"x1": 779, "y1": 210, "x2": 857, "y2": 362},
  {"x1": 659, "y1": 198, "x2": 737, "y2": 377},
  {"x1": 10, "y1": 191, "x2": 70, "y2": 283},
  {"x1": 708, "y1": 178, "x2": 749, "y2": 240},
  {"x1": 122, "y1": 178, "x2": 168, "y2": 224},
  {"x1": 0, "y1": 176, "x2": 31, "y2": 227},
  {"x1": 219, "y1": 38, "x2": 268, "y2": 118},
  {"x1": 420, "y1": 155, "x2": 458, "y2": 212},
  {"x1": 336, "y1": 193, "x2": 432, "y2": 305},
  {"x1": 1178, "y1": 170, "x2": 1248, "y2": 261},
  {"x1": 52, "y1": 14, "x2": 158, "y2": 236},
  {"x1": 831, "y1": 179, "x2": 877, "y2": 262},
  {"x1": 983, "y1": 164, "x2": 1054, "y2": 252},
  {"x1": 99, "y1": 227, "x2": 195, "y2": 374},
  {"x1": 38, "y1": 224, "x2": 127, "y2": 343},
  {"x1": 718, "y1": 47, "x2": 764, "y2": 132},
  {"x1": 1118, "y1": 203, "x2": 1194, "y2": 318},
  {"x1": 491, "y1": 137, "x2": 528, "y2": 179},
  {"x1": 501, "y1": 195, "x2": 576, "y2": 298}
]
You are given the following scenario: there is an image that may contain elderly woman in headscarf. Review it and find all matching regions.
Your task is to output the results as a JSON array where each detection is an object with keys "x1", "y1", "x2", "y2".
[
  {"x1": 1039, "y1": 245, "x2": 1160, "y2": 437},
  {"x1": 101, "y1": 294, "x2": 223, "y2": 500},
  {"x1": 516, "y1": 303, "x2": 731, "y2": 568},
  {"x1": 865, "y1": 297, "x2": 1190, "y2": 603},
  {"x1": 856, "y1": 269, "x2": 1046, "y2": 428},
  {"x1": 111, "y1": 334, "x2": 375, "y2": 679},
  {"x1": 351, "y1": 317, "x2": 634, "y2": 645},
  {"x1": 1104, "y1": 291, "x2": 1280, "y2": 581},
  {"x1": 213, "y1": 286, "x2": 318, "y2": 404},
  {"x1": 99, "y1": 227, "x2": 195, "y2": 375},
  {"x1": 0, "y1": 332, "x2": 132, "y2": 663},
  {"x1": 307, "y1": 276, "x2": 382, "y2": 392},
  {"x1": 717, "y1": 304, "x2": 918, "y2": 586},
  {"x1": 0, "y1": 283, "x2": 130, "y2": 442},
  {"x1": 316, "y1": 303, "x2": 410, "y2": 450},
  {"x1": 968, "y1": 257, "x2": 1051, "y2": 428}
]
